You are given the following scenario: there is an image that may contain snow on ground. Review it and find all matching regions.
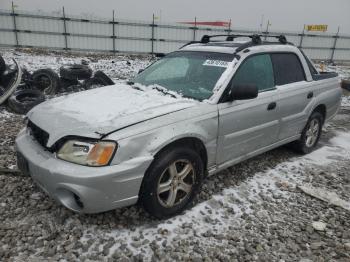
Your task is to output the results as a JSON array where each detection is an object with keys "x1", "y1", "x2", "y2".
[
  {"x1": 342, "y1": 96, "x2": 350, "y2": 107},
  {"x1": 1, "y1": 49, "x2": 152, "y2": 81},
  {"x1": 76, "y1": 130, "x2": 350, "y2": 259}
]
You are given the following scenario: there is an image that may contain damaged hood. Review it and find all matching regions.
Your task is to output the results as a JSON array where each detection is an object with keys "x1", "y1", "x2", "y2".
[{"x1": 27, "y1": 83, "x2": 197, "y2": 147}]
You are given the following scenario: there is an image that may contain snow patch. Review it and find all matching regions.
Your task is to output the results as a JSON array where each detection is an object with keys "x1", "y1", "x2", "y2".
[{"x1": 80, "y1": 131, "x2": 350, "y2": 259}]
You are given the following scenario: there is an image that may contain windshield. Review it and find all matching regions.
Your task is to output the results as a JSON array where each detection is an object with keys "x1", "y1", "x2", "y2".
[{"x1": 132, "y1": 51, "x2": 234, "y2": 100}]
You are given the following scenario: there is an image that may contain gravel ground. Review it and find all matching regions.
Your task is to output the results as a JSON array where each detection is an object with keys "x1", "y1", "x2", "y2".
[{"x1": 0, "y1": 50, "x2": 350, "y2": 261}]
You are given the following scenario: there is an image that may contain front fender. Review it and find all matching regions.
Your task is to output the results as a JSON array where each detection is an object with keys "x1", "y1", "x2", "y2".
[{"x1": 109, "y1": 109, "x2": 218, "y2": 168}]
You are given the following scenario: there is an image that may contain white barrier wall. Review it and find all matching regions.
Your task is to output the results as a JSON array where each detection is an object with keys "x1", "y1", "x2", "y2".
[{"x1": 0, "y1": 9, "x2": 349, "y2": 61}]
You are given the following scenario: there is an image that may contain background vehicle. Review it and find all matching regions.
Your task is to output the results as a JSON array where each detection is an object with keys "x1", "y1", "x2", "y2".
[{"x1": 16, "y1": 34, "x2": 342, "y2": 218}]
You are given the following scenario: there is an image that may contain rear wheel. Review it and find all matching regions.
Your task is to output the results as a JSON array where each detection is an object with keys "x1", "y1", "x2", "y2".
[
  {"x1": 140, "y1": 146, "x2": 203, "y2": 218},
  {"x1": 291, "y1": 111, "x2": 324, "y2": 154}
]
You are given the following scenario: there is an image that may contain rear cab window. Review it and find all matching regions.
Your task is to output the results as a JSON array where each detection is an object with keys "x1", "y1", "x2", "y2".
[{"x1": 270, "y1": 53, "x2": 306, "y2": 86}]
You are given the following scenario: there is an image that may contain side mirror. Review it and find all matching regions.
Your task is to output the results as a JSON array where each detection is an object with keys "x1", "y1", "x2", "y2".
[{"x1": 229, "y1": 84, "x2": 258, "y2": 100}]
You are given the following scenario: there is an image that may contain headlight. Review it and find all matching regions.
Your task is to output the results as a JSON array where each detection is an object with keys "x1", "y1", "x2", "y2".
[{"x1": 57, "y1": 140, "x2": 117, "y2": 166}]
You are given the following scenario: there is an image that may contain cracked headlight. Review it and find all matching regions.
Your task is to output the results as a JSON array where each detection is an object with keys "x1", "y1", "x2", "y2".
[{"x1": 57, "y1": 140, "x2": 117, "y2": 166}]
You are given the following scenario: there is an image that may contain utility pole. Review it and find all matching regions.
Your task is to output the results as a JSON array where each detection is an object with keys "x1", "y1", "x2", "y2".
[
  {"x1": 264, "y1": 20, "x2": 271, "y2": 40},
  {"x1": 330, "y1": 26, "x2": 340, "y2": 64},
  {"x1": 299, "y1": 24, "x2": 305, "y2": 49},
  {"x1": 259, "y1": 14, "x2": 264, "y2": 33}
]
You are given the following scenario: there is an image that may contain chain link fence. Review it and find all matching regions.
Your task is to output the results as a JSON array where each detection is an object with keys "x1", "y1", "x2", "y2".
[{"x1": 1, "y1": 8, "x2": 350, "y2": 61}]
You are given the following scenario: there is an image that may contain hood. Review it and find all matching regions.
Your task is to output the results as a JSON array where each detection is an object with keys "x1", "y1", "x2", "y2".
[{"x1": 27, "y1": 83, "x2": 197, "y2": 147}]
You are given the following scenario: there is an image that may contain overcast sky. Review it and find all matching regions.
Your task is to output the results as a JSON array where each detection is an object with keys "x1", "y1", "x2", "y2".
[{"x1": 1, "y1": 0, "x2": 350, "y2": 34}]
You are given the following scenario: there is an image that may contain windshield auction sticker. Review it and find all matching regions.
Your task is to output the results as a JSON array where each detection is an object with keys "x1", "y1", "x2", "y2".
[{"x1": 203, "y1": 60, "x2": 229, "y2": 68}]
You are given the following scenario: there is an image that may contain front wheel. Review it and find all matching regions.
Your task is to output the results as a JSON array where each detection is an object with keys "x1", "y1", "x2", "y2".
[
  {"x1": 140, "y1": 146, "x2": 204, "y2": 219},
  {"x1": 292, "y1": 111, "x2": 324, "y2": 154}
]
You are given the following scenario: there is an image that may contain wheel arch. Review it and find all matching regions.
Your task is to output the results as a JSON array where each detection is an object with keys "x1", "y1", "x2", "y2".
[
  {"x1": 312, "y1": 104, "x2": 326, "y2": 123},
  {"x1": 152, "y1": 137, "x2": 208, "y2": 171}
]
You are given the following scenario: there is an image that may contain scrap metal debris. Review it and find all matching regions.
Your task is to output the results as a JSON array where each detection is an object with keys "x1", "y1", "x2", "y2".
[{"x1": 298, "y1": 185, "x2": 350, "y2": 211}]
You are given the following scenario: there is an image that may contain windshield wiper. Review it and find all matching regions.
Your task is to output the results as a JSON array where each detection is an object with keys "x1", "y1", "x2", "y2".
[
  {"x1": 126, "y1": 81, "x2": 144, "y2": 91},
  {"x1": 151, "y1": 86, "x2": 177, "y2": 98},
  {"x1": 127, "y1": 81, "x2": 178, "y2": 98}
]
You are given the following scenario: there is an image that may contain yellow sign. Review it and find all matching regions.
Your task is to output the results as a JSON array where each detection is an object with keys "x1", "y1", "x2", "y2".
[{"x1": 306, "y1": 25, "x2": 328, "y2": 32}]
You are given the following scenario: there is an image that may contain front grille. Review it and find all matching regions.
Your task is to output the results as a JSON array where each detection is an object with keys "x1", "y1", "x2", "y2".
[{"x1": 27, "y1": 120, "x2": 49, "y2": 148}]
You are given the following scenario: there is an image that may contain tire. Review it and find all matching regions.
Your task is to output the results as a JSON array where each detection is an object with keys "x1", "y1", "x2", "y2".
[
  {"x1": 0, "y1": 63, "x2": 20, "y2": 106},
  {"x1": 94, "y1": 71, "x2": 114, "y2": 85},
  {"x1": 7, "y1": 89, "x2": 45, "y2": 114},
  {"x1": 0, "y1": 55, "x2": 6, "y2": 75},
  {"x1": 60, "y1": 64, "x2": 92, "y2": 80},
  {"x1": 82, "y1": 77, "x2": 106, "y2": 89},
  {"x1": 59, "y1": 78, "x2": 79, "y2": 91},
  {"x1": 0, "y1": 86, "x2": 5, "y2": 96},
  {"x1": 32, "y1": 68, "x2": 60, "y2": 95},
  {"x1": 291, "y1": 111, "x2": 324, "y2": 154},
  {"x1": 64, "y1": 85, "x2": 85, "y2": 93},
  {"x1": 140, "y1": 146, "x2": 204, "y2": 218},
  {"x1": 21, "y1": 68, "x2": 33, "y2": 84}
]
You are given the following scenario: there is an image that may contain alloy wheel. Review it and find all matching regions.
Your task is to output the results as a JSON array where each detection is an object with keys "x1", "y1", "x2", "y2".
[
  {"x1": 157, "y1": 159, "x2": 196, "y2": 208},
  {"x1": 305, "y1": 119, "x2": 320, "y2": 147}
]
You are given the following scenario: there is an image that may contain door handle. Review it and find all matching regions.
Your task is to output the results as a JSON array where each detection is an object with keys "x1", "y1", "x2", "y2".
[
  {"x1": 307, "y1": 92, "x2": 314, "y2": 99},
  {"x1": 267, "y1": 102, "x2": 277, "y2": 111}
]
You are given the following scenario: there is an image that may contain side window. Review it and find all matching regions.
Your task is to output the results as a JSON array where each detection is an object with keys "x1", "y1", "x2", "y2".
[
  {"x1": 232, "y1": 54, "x2": 275, "y2": 92},
  {"x1": 271, "y1": 53, "x2": 306, "y2": 85}
]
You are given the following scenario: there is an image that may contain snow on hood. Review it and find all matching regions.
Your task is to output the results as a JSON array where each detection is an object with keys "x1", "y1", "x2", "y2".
[{"x1": 27, "y1": 83, "x2": 196, "y2": 147}]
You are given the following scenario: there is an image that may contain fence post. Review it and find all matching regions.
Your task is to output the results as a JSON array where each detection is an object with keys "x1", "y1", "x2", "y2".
[
  {"x1": 227, "y1": 19, "x2": 232, "y2": 34},
  {"x1": 62, "y1": 7, "x2": 68, "y2": 50},
  {"x1": 11, "y1": 1, "x2": 19, "y2": 46},
  {"x1": 151, "y1": 14, "x2": 155, "y2": 54},
  {"x1": 330, "y1": 26, "x2": 340, "y2": 63},
  {"x1": 193, "y1": 17, "x2": 197, "y2": 41},
  {"x1": 299, "y1": 24, "x2": 305, "y2": 49},
  {"x1": 112, "y1": 10, "x2": 116, "y2": 53}
]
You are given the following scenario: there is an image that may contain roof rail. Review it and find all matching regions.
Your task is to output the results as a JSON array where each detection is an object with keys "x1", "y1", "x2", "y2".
[{"x1": 180, "y1": 40, "x2": 202, "y2": 49}]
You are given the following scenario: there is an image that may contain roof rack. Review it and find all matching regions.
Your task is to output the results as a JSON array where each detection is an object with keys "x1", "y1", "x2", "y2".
[
  {"x1": 200, "y1": 34, "x2": 262, "y2": 44},
  {"x1": 200, "y1": 34, "x2": 288, "y2": 45},
  {"x1": 180, "y1": 34, "x2": 293, "y2": 52}
]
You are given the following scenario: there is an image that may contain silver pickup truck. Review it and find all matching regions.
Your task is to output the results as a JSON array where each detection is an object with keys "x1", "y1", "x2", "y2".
[{"x1": 15, "y1": 34, "x2": 342, "y2": 218}]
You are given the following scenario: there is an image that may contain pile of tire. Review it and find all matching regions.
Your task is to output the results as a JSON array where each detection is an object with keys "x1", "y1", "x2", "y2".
[
  {"x1": 59, "y1": 64, "x2": 114, "y2": 92},
  {"x1": 0, "y1": 55, "x2": 44, "y2": 115},
  {"x1": 0, "y1": 54, "x2": 114, "y2": 115}
]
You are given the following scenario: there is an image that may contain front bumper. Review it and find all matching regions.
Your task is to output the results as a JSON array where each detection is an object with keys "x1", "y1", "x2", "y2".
[{"x1": 15, "y1": 129, "x2": 153, "y2": 213}]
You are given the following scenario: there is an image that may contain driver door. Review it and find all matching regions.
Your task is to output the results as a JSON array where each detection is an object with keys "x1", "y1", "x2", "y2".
[{"x1": 216, "y1": 53, "x2": 280, "y2": 165}]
